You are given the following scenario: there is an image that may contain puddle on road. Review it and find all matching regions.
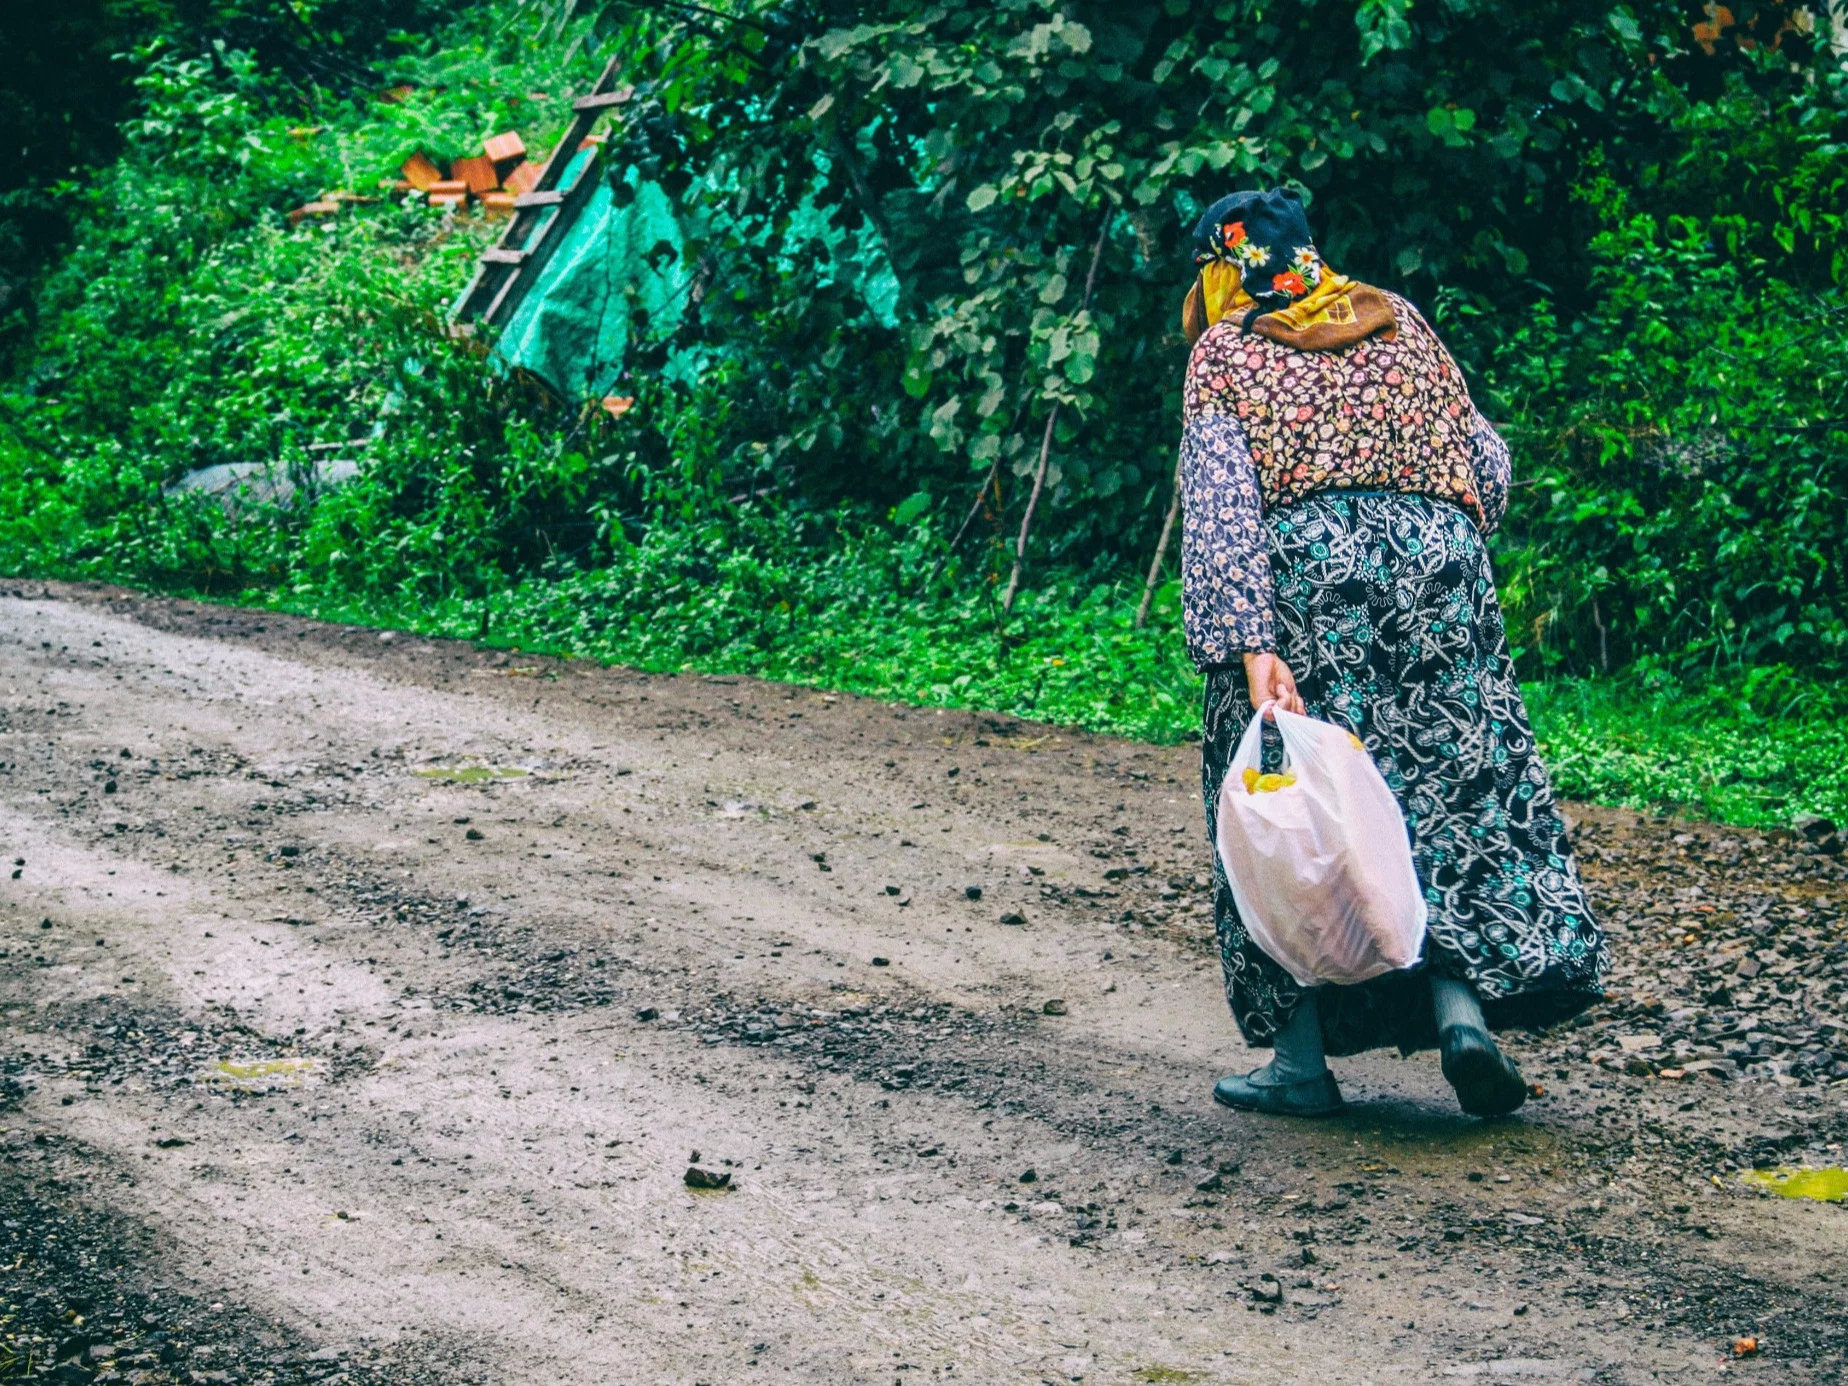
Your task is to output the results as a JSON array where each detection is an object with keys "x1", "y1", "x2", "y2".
[
  {"x1": 413, "y1": 764, "x2": 530, "y2": 783},
  {"x1": 200, "y1": 1057, "x2": 322, "y2": 1090},
  {"x1": 1741, "y1": 1166, "x2": 1848, "y2": 1202}
]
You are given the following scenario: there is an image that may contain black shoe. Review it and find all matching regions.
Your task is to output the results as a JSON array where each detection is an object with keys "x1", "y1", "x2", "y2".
[
  {"x1": 1440, "y1": 1026, "x2": 1528, "y2": 1117},
  {"x1": 1213, "y1": 1067, "x2": 1345, "y2": 1117}
]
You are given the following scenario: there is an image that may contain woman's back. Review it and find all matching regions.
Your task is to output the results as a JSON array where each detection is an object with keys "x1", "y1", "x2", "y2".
[{"x1": 1184, "y1": 292, "x2": 1485, "y2": 525}]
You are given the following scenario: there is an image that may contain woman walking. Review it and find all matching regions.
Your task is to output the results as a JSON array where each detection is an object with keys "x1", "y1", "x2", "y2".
[{"x1": 1179, "y1": 188, "x2": 1608, "y2": 1118}]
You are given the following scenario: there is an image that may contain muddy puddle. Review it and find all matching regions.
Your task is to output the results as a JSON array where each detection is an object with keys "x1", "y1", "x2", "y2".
[
  {"x1": 413, "y1": 764, "x2": 531, "y2": 783},
  {"x1": 200, "y1": 1055, "x2": 323, "y2": 1090}
]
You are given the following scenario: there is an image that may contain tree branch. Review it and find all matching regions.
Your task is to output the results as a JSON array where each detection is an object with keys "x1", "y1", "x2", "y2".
[{"x1": 1135, "y1": 458, "x2": 1183, "y2": 630}]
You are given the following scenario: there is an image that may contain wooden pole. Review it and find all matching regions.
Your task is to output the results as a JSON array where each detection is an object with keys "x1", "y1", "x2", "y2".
[
  {"x1": 1135, "y1": 458, "x2": 1184, "y2": 629},
  {"x1": 1000, "y1": 410, "x2": 1059, "y2": 613}
]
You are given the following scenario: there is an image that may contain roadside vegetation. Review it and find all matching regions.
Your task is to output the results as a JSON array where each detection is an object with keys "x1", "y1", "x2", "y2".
[{"x1": 4, "y1": 0, "x2": 1847, "y2": 829}]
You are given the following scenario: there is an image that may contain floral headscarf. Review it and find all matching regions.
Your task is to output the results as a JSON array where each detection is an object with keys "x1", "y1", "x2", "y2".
[{"x1": 1182, "y1": 187, "x2": 1396, "y2": 352}]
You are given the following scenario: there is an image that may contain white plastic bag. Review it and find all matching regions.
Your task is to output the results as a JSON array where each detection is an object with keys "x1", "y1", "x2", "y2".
[{"x1": 1214, "y1": 703, "x2": 1427, "y2": 986}]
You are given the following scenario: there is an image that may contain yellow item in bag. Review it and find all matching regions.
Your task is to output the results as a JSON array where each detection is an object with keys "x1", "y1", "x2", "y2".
[
  {"x1": 1215, "y1": 703, "x2": 1427, "y2": 986},
  {"x1": 1242, "y1": 768, "x2": 1297, "y2": 794}
]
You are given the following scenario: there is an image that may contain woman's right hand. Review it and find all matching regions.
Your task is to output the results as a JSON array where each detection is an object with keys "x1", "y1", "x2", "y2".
[{"x1": 1242, "y1": 651, "x2": 1305, "y2": 717}]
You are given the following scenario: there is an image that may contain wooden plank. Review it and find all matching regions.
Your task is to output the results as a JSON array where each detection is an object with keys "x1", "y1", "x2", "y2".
[
  {"x1": 453, "y1": 55, "x2": 623, "y2": 324},
  {"x1": 479, "y1": 144, "x2": 604, "y2": 325},
  {"x1": 479, "y1": 247, "x2": 529, "y2": 265},
  {"x1": 571, "y1": 89, "x2": 631, "y2": 112},
  {"x1": 512, "y1": 190, "x2": 564, "y2": 208}
]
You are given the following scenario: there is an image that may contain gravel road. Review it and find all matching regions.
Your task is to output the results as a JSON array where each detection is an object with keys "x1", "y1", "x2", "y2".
[{"x1": 1, "y1": 582, "x2": 1843, "y2": 1386}]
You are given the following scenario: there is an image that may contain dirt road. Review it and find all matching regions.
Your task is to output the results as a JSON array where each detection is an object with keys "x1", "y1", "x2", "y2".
[{"x1": 0, "y1": 583, "x2": 1843, "y2": 1386}]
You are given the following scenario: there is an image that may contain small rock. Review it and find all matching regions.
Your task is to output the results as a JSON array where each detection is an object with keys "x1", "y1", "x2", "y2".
[
  {"x1": 685, "y1": 1166, "x2": 732, "y2": 1190},
  {"x1": 871, "y1": 956, "x2": 890, "y2": 967},
  {"x1": 635, "y1": 1007, "x2": 660, "y2": 1022},
  {"x1": 465, "y1": 828, "x2": 484, "y2": 841},
  {"x1": 965, "y1": 885, "x2": 983, "y2": 900},
  {"x1": 1018, "y1": 1168, "x2": 1037, "y2": 1183},
  {"x1": 1245, "y1": 1273, "x2": 1284, "y2": 1303},
  {"x1": 999, "y1": 912, "x2": 1026, "y2": 926},
  {"x1": 1042, "y1": 999, "x2": 1067, "y2": 1016},
  {"x1": 1793, "y1": 814, "x2": 1836, "y2": 843}
]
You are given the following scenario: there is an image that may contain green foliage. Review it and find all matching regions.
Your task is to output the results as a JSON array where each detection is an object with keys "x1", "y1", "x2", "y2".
[
  {"x1": 1476, "y1": 169, "x2": 1848, "y2": 675},
  {"x1": 1528, "y1": 668, "x2": 1848, "y2": 829},
  {"x1": 552, "y1": 0, "x2": 1835, "y2": 565},
  {"x1": 4, "y1": 30, "x2": 626, "y2": 594},
  {"x1": 278, "y1": 507, "x2": 1205, "y2": 741},
  {"x1": 0, "y1": 0, "x2": 472, "y2": 365}
]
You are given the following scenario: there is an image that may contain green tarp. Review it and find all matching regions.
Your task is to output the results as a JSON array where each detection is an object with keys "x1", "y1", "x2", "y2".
[
  {"x1": 490, "y1": 150, "x2": 690, "y2": 401},
  {"x1": 481, "y1": 148, "x2": 899, "y2": 401}
]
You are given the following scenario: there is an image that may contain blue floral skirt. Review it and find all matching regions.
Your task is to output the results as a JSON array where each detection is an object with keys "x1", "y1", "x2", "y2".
[{"x1": 1201, "y1": 491, "x2": 1609, "y2": 1057}]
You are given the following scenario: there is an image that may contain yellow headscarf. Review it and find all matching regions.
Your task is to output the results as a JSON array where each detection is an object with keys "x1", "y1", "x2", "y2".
[{"x1": 1183, "y1": 259, "x2": 1397, "y2": 352}]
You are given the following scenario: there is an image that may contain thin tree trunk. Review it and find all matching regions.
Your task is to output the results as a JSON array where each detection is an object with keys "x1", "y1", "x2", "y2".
[
  {"x1": 1001, "y1": 409, "x2": 1060, "y2": 613},
  {"x1": 1001, "y1": 211, "x2": 1111, "y2": 614},
  {"x1": 947, "y1": 460, "x2": 1001, "y2": 554},
  {"x1": 1135, "y1": 459, "x2": 1184, "y2": 629}
]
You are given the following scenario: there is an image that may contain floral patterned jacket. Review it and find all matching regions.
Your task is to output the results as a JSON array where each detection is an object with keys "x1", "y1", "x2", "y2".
[{"x1": 1178, "y1": 291, "x2": 1511, "y2": 668}]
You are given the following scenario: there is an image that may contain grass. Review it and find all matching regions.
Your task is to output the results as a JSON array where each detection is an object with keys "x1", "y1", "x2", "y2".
[
  {"x1": 1525, "y1": 671, "x2": 1848, "y2": 830},
  {"x1": 158, "y1": 539, "x2": 1848, "y2": 834}
]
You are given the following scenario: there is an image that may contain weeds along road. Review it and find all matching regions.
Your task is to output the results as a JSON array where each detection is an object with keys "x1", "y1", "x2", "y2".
[{"x1": 0, "y1": 583, "x2": 1843, "y2": 1386}]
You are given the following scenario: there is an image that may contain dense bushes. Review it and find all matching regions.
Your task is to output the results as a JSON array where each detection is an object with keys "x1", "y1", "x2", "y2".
[{"x1": 1483, "y1": 193, "x2": 1848, "y2": 674}]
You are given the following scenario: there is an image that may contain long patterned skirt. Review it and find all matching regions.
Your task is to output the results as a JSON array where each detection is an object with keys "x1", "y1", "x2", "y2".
[{"x1": 1201, "y1": 492, "x2": 1609, "y2": 1058}]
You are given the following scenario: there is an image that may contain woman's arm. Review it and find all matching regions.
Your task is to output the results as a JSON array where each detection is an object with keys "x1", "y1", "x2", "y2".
[
  {"x1": 1179, "y1": 411, "x2": 1278, "y2": 665},
  {"x1": 1471, "y1": 413, "x2": 1512, "y2": 536}
]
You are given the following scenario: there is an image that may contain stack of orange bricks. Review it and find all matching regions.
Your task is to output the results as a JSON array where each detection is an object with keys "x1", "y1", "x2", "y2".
[
  {"x1": 396, "y1": 131, "x2": 538, "y2": 218},
  {"x1": 284, "y1": 131, "x2": 540, "y2": 226}
]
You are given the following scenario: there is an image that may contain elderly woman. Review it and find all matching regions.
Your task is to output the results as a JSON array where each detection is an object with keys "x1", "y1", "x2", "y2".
[{"x1": 1180, "y1": 189, "x2": 1609, "y2": 1118}]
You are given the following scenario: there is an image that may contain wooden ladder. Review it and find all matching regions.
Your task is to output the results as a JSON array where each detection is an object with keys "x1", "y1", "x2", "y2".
[{"x1": 453, "y1": 56, "x2": 630, "y2": 328}]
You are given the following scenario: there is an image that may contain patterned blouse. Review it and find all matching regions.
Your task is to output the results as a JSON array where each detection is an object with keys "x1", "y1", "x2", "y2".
[{"x1": 1178, "y1": 291, "x2": 1511, "y2": 668}]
